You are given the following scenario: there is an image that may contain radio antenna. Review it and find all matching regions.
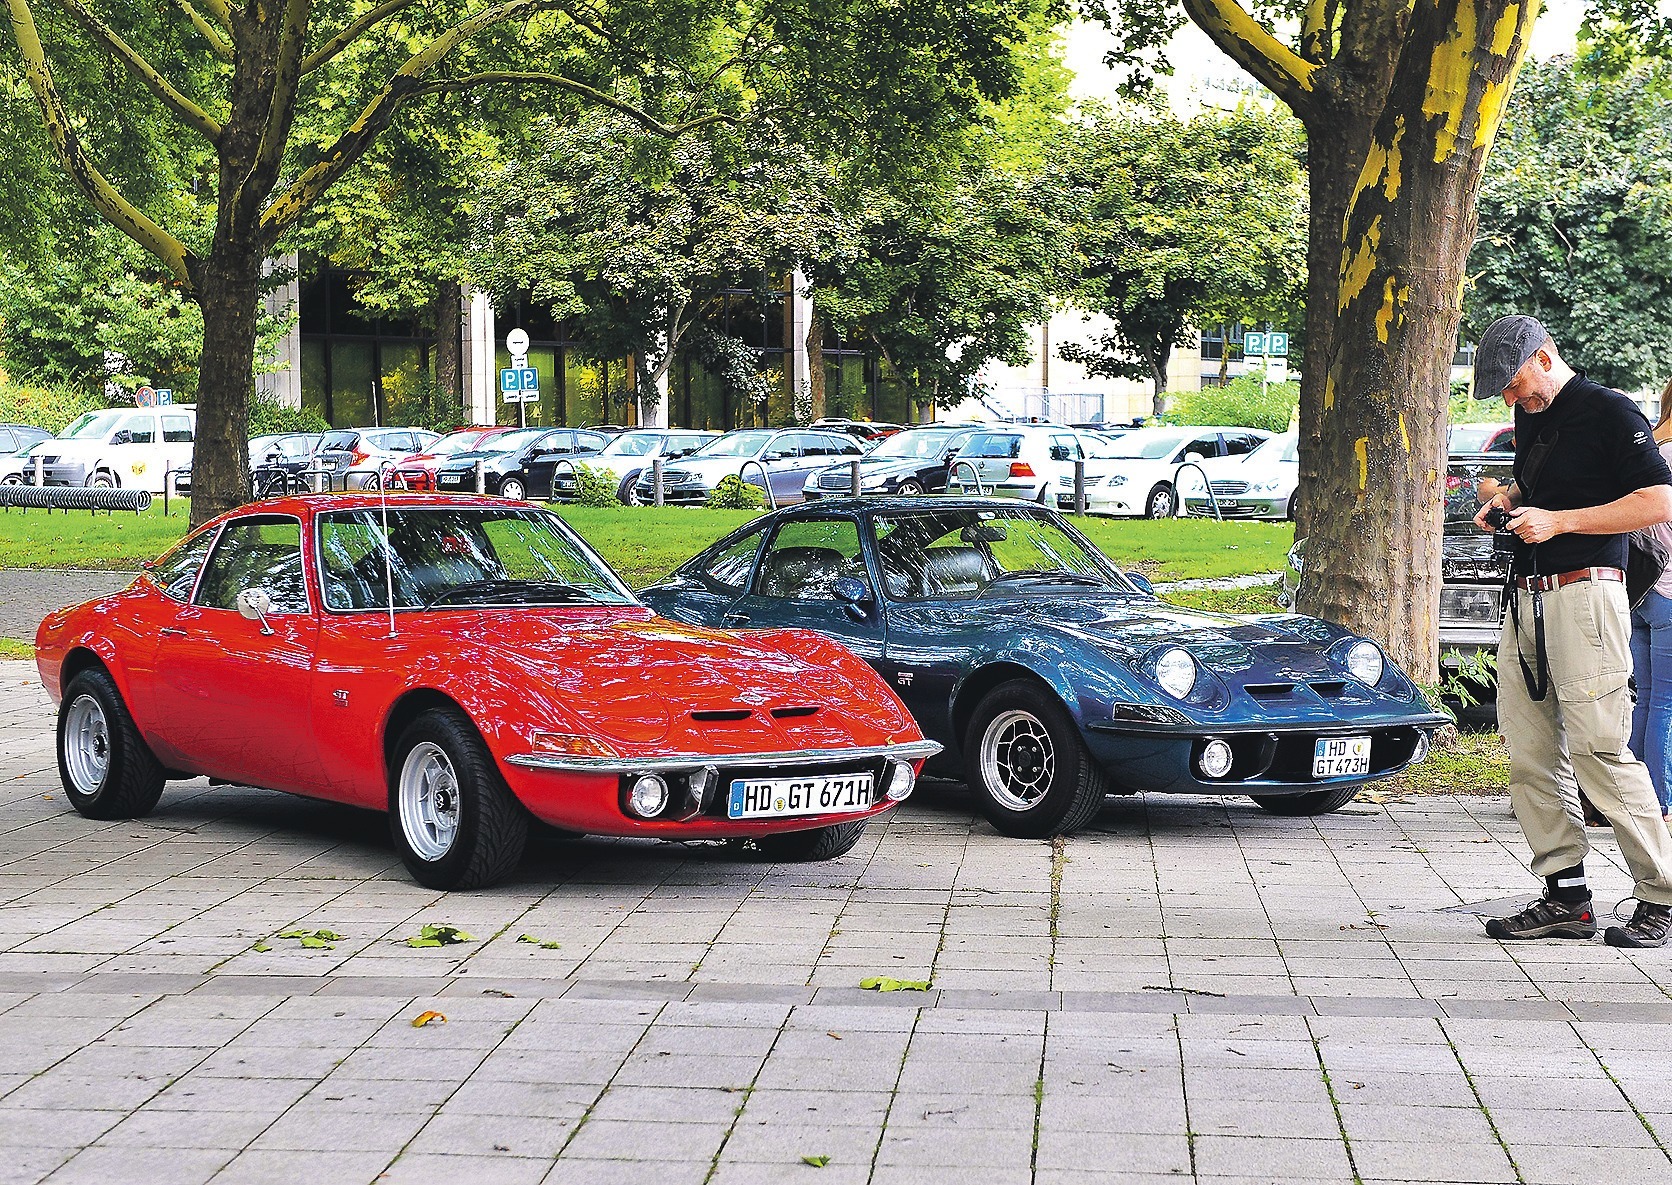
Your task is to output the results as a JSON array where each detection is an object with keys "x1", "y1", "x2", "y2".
[{"x1": 378, "y1": 474, "x2": 397, "y2": 638}]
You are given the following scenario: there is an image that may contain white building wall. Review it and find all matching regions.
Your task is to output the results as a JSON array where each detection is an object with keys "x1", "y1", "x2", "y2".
[
  {"x1": 257, "y1": 253, "x2": 302, "y2": 409},
  {"x1": 463, "y1": 288, "x2": 496, "y2": 425}
]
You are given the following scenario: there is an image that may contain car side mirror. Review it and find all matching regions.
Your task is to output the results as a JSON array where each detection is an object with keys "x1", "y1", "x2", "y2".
[
  {"x1": 833, "y1": 576, "x2": 874, "y2": 621},
  {"x1": 236, "y1": 587, "x2": 275, "y2": 635},
  {"x1": 1125, "y1": 572, "x2": 1155, "y2": 595},
  {"x1": 764, "y1": 450, "x2": 790, "y2": 461}
]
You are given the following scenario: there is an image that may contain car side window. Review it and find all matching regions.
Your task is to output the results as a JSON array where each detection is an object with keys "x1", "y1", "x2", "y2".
[
  {"x1": 577, "y1": 432, "x2": 607, "y2": 452},
  {"x1": 756, "y1": 519, "x2": 866, "y2": 601},
  {"x1": 161, "y1": 415, "x2": 194, "y2": 443},
  {"x1": 964, "y1": 433, "x2": 1021, "y2": 459},
  {"x1": 1048, "y1": 435, "x2": 1083, "y2": 462},
  {"x1": 1225, "y1": 433, "x2": 1261, "y2": 456},
  {"x1": 762, "y1": 435, "x2": 798, "y2": 460},
  {"x1": 119, "y1": 414, "x2": 156, "y2": 445},
  {"x1": 702, "y1": 530, "x2": 767, "y2": 591},
  {"x1": 194, "y1": 516, "x2": 309, "y2": 614},
  {"x1": 829, "y1": 435, "x2": 864, "y2": 456},
  {"x1": 150, "y1": 528, "x2": 218, "y2": 603}
]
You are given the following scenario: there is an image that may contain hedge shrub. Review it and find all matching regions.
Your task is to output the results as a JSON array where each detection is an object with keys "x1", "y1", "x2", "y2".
[{"x1": 706, "y1": 473, "x2": 767, "y2": 509}]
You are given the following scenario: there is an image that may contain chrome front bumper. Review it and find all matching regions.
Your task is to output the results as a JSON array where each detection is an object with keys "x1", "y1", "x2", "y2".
[{"x1": 506, "y1": 738, "x2": 943, "y2": 774}]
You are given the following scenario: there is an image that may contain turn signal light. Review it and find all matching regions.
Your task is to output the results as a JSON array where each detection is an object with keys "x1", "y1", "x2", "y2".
[
  {"x1": 1009, "y1": 462, "x2": 1035, "y2": 478},
  {"x1": 529, "y1": 731, "x2": 619, "y2": 758}
]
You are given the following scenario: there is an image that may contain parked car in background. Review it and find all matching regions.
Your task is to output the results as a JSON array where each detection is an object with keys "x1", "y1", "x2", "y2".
[
  {"x1": 384, "y1": 426, "x2": 518, "y2": 492},
  {"x1": 433, "y1": 426, "x2": 609, "y2": 500},
  {"x1": 35, "y1": 494, "x2": 938, "y2": 889},
  {"x1": 813, "y1": 418, "x2": 903, "y2": 443},
  {"x1": 1282, "y1": 451, "x2": 1513, "y2": 721},
  {"x1": 313, "y1": 427, "x2": 442, "y2": 490},
  {"x1": 632, "y1": 428, "x2": 864, "y2": 506},
  {"x1": 642, "y1": 498, "x2": 1444, "y2": 838},
  {"x1": 174, "y1": 432, "x2": 324, "y2": 497},
  {"x1": 1181, "y1": 431, "x2": 1299, "y2": 520},
  {"x1": 0, "y1": 423, "x2": 50, "y2": 453},
  {"x1": 1447, "y1": 423, "x2": 1514, "y2": 453},
  {"x1": 945, "y1": 424, "x2": 1102, "y2": 504},
  {"x1": 1058, "y1": 426, "x2": 1271, "y2": 518},
  {"x1": 25, "y1": 405, "x2": 197, "y2": 492},
  {"x1": 552, "y1": 428, "x2": 718, "y2": 504},
  {"x1": 803, "y1": 424, "x2": 980, "y2": 500},
  {"x1": 1, "y1": 441, "x2": 40, "y2": 485}
]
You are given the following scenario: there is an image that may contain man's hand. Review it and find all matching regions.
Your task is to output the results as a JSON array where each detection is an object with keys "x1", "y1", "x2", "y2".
[
  {"x1": 1473, "y1": 492, "x2": 1514, "y2": 533},
  {"x1": 1506, "y1": 506, "x2": 1564, "y2": 544}
]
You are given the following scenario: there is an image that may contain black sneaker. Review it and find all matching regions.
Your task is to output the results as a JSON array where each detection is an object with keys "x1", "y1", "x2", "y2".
[
  {"x1": 1484, "y1": 895, "x2": 1597, "y2": 940},
  {"x1": 1604, "y1": 902, "x2": 1672, "y2": 949}
]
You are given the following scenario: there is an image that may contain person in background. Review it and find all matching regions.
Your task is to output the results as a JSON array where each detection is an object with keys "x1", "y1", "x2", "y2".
[{"x1": 1629, "y1": 376, "x2": 1672, "y2": 831}]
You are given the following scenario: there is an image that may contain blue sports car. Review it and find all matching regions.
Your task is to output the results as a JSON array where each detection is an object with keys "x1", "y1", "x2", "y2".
[{"x1": 640, "y1": 499, "x2": 1446, "y2": 838}]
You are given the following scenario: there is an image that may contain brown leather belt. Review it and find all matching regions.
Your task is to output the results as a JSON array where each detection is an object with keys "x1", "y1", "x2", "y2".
[{"x1": 1513, "y1": 566, "x2": 1625, "y2": 592}]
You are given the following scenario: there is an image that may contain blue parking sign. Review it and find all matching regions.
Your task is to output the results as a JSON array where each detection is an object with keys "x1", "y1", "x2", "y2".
[
  {"x1": 1268, "y1": 332, "x2": 1289, "y2": 357},
  {"x1": 1243, "y1": 332, "x2": 1266, "y2": 356},
  {"x1": 519, "y1": 367, "x2": 538, "y2": 391},
  {"x1": 500, "y1": 367, "x2": 521, "y2": 393}
]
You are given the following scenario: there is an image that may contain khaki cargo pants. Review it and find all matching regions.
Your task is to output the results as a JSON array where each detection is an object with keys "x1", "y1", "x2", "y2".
[{"x1": 1497, "y1": 577, "x2": 1672, "y2": 905}]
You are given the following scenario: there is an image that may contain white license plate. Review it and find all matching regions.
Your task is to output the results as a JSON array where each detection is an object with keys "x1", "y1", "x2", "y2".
[
  {"x1": 1313, "y1": 736, "x2": 1371, "y2": 777},
  {"x1": 438, "y1": 474, "x2": 463, "y2": 486},
  {"x1": 728, "y1": 773, "x2": 873, "y2": 820}
]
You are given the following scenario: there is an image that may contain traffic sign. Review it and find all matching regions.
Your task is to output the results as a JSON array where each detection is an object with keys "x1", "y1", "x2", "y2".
[
  {"x1": 156, "y1": 388, "x2": 172, "y2": 405},
  {"x1": 135, "y1": 386, "x2": 156, "y2": 407},
  {"x1": 500, "y1": 367, "x2": 540, "y2": 403},
  {"x1": 1268, "y1": 332, "x2": 1289, "y2": 357},
  {"x1": 506, "y1": 328, "x2": 530, "y2": 355},
  {"x1": 1243, "y1": 332, "x2": 1266, "y2": 356},
  {"x1": 1266, "y1": 357, "x2": 1289, "y2": 383}
]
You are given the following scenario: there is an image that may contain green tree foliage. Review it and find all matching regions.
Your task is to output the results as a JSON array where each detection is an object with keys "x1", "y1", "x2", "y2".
[
  {"x1": 1465, "y1": 52, "x2": 1672, "y2": 393},
  {"x1": 1056, "y1": 105, "x2": 1306, "y2": 415},
  {"x1": 1165, "y1": 372, "x2": 1299, "y2": 433}
]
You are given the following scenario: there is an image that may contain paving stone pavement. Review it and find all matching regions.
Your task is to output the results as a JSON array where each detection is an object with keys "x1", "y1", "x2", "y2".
[
  {"x1": 0, "y1": 570, "x2": 134, "y2": 642},
  {"x1": 0, "y1": 660, "x2": 1669, "y2": 1184}
]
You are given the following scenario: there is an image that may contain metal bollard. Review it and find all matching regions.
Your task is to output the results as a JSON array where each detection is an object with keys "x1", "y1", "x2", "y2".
[
  {"x1": 652, "y1": 457, "x2": 664, "y2": 507},
  {"x1": 162, "y1": 467, "x2": 170, "y2": 516},
  {"x1": 475, "y1": 459, "x2": 485, "y2": 495},
  {"x1": 33, "y1": 455, "x2": 44, "y2": 486},
  {"x1": 850, "y1": 459, "x2": 862, "y2": 498},
  {"x1": 1073, "y1": 459, "x2": 1086, "y2": 516}
]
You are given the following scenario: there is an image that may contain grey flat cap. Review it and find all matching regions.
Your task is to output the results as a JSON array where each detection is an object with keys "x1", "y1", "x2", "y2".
[{"x1": 1473, "y1": 314, "x2": 1550, "y2": 399}]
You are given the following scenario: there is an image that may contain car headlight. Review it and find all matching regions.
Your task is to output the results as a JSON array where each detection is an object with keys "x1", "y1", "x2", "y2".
[
  {"x1": 1154, "y1": 648, "x2": 1197, "y2": 699},
  {"x1": 1106, "y1": 475, "x2": 1126, "y2": 488},
  {"x1": 1439, "y1": 586, "x2": 1503, "y2": 625},
  {"x1": 1343, "y1": 640, "x2": 1384, "y2": 686},
  {"x1": 1247, "y1": 478, "x2": 1280, "y2": 494}
]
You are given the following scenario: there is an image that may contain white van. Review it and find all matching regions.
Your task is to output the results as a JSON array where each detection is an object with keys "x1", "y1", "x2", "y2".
[{"x1": 26, "y1": 405, "x2": 196, "y2": 492}]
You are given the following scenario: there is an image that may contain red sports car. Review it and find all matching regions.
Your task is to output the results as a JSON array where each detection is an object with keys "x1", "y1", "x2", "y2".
[
  {"x1": 384, "y1": 426, "x2": 517, "y2": 491},
  {"x1": 36, "y1": 494, "x2": 936, "y2": 889}
]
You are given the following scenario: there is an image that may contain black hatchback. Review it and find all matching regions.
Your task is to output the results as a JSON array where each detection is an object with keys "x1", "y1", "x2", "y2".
[{"x1": 433, "y1": 427, "x2": 610, "y2": 500}]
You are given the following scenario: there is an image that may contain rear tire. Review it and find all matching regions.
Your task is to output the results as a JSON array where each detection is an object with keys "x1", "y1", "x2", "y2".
[
  {"x1": 965, "y1": 679, "x2": 1107, "y2": 837},
  {"x1": 896, "y1": 480, "x2": 924, "y2": 497},
  {"x1": 57, "y1": 669, "x2": 166, "y2": 820},
  {"x1": 748, "y1": 821, "x2": 868, "y2": 861},
  {"x1": 1145, "y1": 483, "x2": 1175, "y2": 519},
  {"x1": 499, "y1": 477, "x2": 527, "y2": 501},
  {"x1": 389, "y1": 707, "x2": 528, "y2": 890},
  {"x1": 1251, "y1": 786, "x2": 1362, "y2": 815}
]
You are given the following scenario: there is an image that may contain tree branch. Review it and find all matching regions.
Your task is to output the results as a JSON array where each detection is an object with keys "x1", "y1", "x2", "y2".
[
  {"x1": 170, "y1": 0, "x2": 232, "y2": 60},
  {"x1": 246, "y1": 0, "x2": 312, "y2": 185},
  {"x1": 190, "y1": 0, "x2": 230, "y2": 32},
  {"x1": 301, "y1": 0, "x2": 419, "y2": 74},
  {"x1": 1300, "y1": 0, "x2": 1329, "y2": 64},
  {"x1": 1180, "y1": 0, "x2": 1319, "y2": 117},
  {"x1": 53, "y1": 0, "x2": 223, "y2": 142},
  {"x1": 4, "y1": 0, "x2": 194, "y2": 288},
  {"x1": 418, "y1": 72, "x2": 739, "y2": 135}
]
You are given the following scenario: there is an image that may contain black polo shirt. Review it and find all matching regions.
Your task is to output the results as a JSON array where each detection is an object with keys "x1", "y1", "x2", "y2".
[{"x1": 1510, "y1": 372, "x2": 1671, "y2": 575}]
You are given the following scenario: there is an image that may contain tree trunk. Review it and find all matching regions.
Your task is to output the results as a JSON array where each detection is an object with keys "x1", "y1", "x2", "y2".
[
  {"x1": 1295, "y1": 0, "x2": 1535, "y2": 681},
  {"x1": 807, "y1": 308, "x2": 827, "y2": 421},
  {"x1": 1149, "y1": 345, "x2": 1169, "y2": 419},
  {"x1": 434, "y1": 279, "x2": 462, "y2": 424},
  {"x1": 1218, "y1": 324, "x2": 1230, "y2": 385},
  {"x1": 189, "y1": 256, "x2": 260, "y2": 528}
]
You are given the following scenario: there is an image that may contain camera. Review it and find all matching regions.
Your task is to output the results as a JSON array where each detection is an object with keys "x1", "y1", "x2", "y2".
[{"x1": 1482, "y1": 505, "x2": 1517, "y2": 554}]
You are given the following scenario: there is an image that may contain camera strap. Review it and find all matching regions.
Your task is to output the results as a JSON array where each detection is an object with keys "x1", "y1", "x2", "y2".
[{"x1": 1507, "y1": 426, "x2": 1558, "y2": 701}]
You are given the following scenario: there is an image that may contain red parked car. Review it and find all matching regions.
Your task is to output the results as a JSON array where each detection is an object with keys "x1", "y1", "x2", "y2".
[
  {"x1": 384, "y1": 426, "x2": 519, "y2": 491},
  {"x1": 36, "y1": 494, "x2": 937, "y2": 889}
]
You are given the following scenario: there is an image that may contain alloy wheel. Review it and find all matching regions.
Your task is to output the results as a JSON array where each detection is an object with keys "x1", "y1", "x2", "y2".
[
  {"x1": 399, "y1": 741, "x2": 461, "y2": 861},
  {"x1": 979, "y1": 709, "x2": 1057, "y2": 810},
  {"x1": 62, "y1": 694, "x2": 111, "y2": 795}
]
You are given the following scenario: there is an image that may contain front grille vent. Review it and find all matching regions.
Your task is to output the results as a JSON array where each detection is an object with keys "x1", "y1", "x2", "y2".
[
  {"x1": 691, "y1": 709, "x2": 751, "y2": 722},
  {"x1": 1308, "y1": 681, "x2": 1347, "y2": 697},
  {"x1": 1210, "y1": 480, "x2": 1249, "y2": 496},
  {"x1": 770, "y1": 706, "x2": 819, "y2": 719},
  {"x1": 1244, "y1": 683, "x2": 1295, "y2": 698}
]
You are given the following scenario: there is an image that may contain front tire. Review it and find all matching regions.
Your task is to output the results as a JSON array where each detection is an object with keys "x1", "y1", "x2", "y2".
[
  {"x1": 1251, "y1": 786, "x2": 1362, "y2": 816},
  {"x1": 389, "y1": 708, "x2": 528, "y2": 890},
  {"x1": 746, "y1": 821, "x2": 867, "y2": 861},
  {"x1": 57, "y1": 669, "x2": 166, "y2": 820},
  {"x1": 88, "y1": 471, "x2": 118, "y2": 489},
  {"x1": 1145, "y1": 483, "x2": 1175, "y2": 519},
  {"x1": 499, "y1": 477, "x2": 527, "y2": 501},
  {"x1": 965, "y1": 679, "x2": 1107, "y2": 837},
  {"x1": 620, "y1": 473, "x2": 644, "y2": 505},
  {"x1": 895, "y1": 479, "x2": 924, "y2": 497}
]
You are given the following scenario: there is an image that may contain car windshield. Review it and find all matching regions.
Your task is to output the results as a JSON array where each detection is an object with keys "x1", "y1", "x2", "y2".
[
  {"x1": 1448, "y1": 425, "x2": 1508, "y2": 452},
  {"x1": 60, "y1": 410, "x2": 126, "y2": 440},
  {"x1": 872, "y1": 507, "x2": 1136, "y2": 601},
  {"x1": 1444, "y1": 456, "x2": 1515, "y2": 527},
  {"x1": 431, "y1": 431, "x2": 496, "y2": 458},
  {"x1": 317, "y1": 506, "x2": 637, "y2": 611},
  {"x1": 869, "y1": 429, "x2": 967, "y2": 461},
  {"x1": 599, "y1": 433, "x2": 662, "y2": 458},
  {"x1": 270, "y1": 435, "x2": 317, "y2": 459},
  {"x1": 691, "y1": 430, "x2": 773, "y2": 458},
  {"x1": 320, "y1": 430, "x2": 360, "y2": 451},
  {"x1": 1104, "y1": 432, "x2": 1187, "y2": 459},
  {"x1": 1246, "y1": 433, "x2": 1298, "y2": 464}
]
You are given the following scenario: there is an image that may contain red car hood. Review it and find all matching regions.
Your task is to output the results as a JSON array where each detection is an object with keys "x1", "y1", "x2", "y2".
[{"x1": 419, "y1": 611, "x2": 914, "y2": 752}]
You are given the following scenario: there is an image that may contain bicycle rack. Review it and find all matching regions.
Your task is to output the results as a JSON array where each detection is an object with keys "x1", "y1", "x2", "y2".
[
  {"x1": 1172, "y1": 461, "x2": 1221, "y2": 520},
  {"x1": 949, "y1": 458, "x2": 988, "y2": 497},
  {"x1": 738, "y1": 459, "x2": 776, "y2": 510},
  {"x1": 550, "y1": 458, "x2": 578, "y2": 502}
]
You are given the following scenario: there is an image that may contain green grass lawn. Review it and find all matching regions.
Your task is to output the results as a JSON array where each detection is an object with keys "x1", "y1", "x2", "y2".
[{"x1": 0, "y1": 500, "x2": 1293, "y2": 586}]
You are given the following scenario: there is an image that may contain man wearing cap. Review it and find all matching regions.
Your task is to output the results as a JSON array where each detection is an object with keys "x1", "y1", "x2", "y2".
[{"x1": 1471, "y1": 314, "x2": 1672, "y2": 947}]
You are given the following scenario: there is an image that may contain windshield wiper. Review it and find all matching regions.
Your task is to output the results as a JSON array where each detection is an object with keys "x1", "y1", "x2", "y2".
[
  {"x1": 986, "y1": 570, "x2": 1110, "y2": 587},
  {"x1": 422, "y1": 579, "x2": 599, "y2": 610}
]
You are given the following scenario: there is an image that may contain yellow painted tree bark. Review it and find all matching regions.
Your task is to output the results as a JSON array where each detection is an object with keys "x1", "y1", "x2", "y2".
[{"x1": 1181, "y1": 0, "x2": 1535, "y2": 679}]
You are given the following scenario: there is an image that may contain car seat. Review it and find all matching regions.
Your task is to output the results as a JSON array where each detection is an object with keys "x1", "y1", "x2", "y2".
[{"x1": 758, "y1": 546, "x2": 847, "y2": 599}]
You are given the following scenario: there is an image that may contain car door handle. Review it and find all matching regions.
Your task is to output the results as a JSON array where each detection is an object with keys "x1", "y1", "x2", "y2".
[
  {"x1": 722, "y1": 612, "x2": 751, "y2": 625},
  {"x1": 159, "y1": 627, "x2": 187, "y2": 637}
]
